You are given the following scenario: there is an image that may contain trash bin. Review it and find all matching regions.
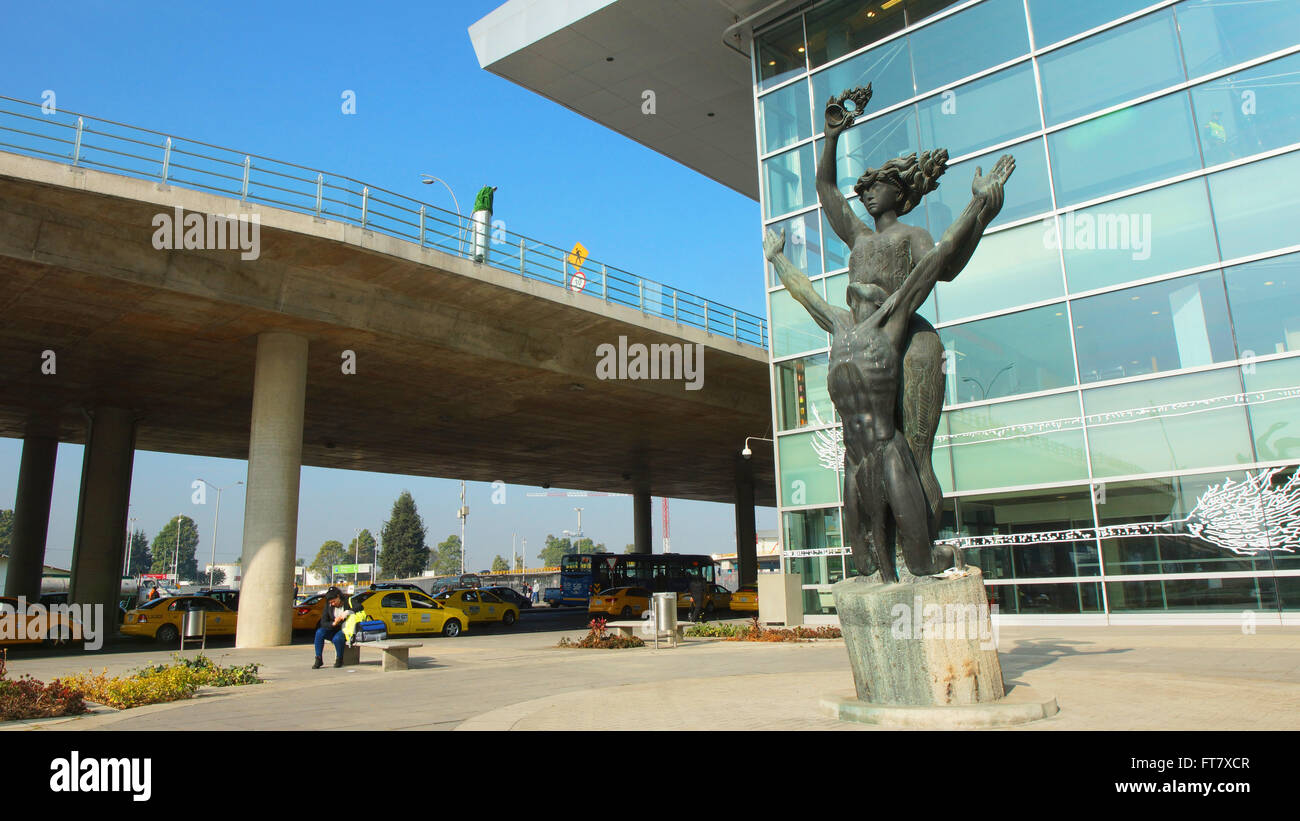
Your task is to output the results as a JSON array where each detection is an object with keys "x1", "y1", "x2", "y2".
[
  {"x1": 182, "y1": 609, "x2": 206, "y2": 648},
  {"x1": 652, "y1": 592, "x2": 677, "y2": 648}
]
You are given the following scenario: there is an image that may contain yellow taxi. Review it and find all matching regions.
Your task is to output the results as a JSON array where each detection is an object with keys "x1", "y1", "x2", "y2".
[
  {"x1": 729, "y1": 583, "x2": 758, "y2": 612},
  {"x1": 587, "y1": 586, "x2": 652, "y2": 618},
  {"x1": 352, "y1": 589, "x2": 471, "y2": 637},
  {"x1": 432, "y1": 588, "x2": 519, "y2": 626},
  {"x1": 0, "y1": 596, "x2": 81, "y2": 647},
  {"x1": 121, "y1": 596, "x2": 237, "y2": 642},
  {"x1": 292, "y1": 593, "x2": 327, "y2": 631},
  {"x1": 676, "y1": 583, "x2": 732, "y2": 615}
]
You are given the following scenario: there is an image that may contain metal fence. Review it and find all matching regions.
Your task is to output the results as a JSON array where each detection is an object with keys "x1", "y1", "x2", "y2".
[{"x1": 0, "y1": 95, "x2": 768, "y2": 348}]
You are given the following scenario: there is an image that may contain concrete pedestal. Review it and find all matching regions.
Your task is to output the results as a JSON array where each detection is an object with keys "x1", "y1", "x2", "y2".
[{"x1": 832, "y1": 568, "x2": 1003, "y2": 706}]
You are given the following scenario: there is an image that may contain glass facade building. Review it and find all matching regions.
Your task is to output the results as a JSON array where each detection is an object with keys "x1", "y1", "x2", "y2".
[{"x1": 754, "y1": 0, "x2": 1300, "y2": 622}]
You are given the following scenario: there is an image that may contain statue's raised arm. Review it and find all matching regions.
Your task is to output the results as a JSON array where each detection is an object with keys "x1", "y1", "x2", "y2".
[
  {"x1": 765, "y1": 228, "x2": 850, "y2": 334},
  {"x1": 817, "y1": 86, "x2": 874, "y2": 247}
]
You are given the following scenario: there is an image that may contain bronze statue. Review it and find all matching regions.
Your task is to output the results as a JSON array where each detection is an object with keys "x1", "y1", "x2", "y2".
[{"x1": 765, "y1": 85, "x2": 1015, "y2": 582}]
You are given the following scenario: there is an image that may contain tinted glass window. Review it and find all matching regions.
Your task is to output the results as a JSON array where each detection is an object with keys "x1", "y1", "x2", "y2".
[
  {"x1": 918, "y1": 62, "x2": 1039, "y2": 157},
  {"x1": 909, "y1": 0, "x2": 1030, "y2": 95},
  {"x1": 778, "y1": 429, "x2": 842, "y2": 507},
  {"x1": 380, "y1": 593, "x2": 407, "y2": 608},
  {"x1": 462, "y1": 591, "x2": 479, "y2": 603},
  {"x1": 756, "y1": 16, "x2": 807, "y2": 90},
  {"x1": 944, "y1": 392, "x2": 1089, "y2": 490},
  {"x1": 1242, "y1": 358, "x2": 1300, "y2": 462},
  {"x1": 1176, "y1": 0, "x2": 1300, "y2": 78},
  {"x1": 770, "y1": 284, "x2": 828, "y2": 357},
  {"x1": 940, "y1": 305, "x2": 1077, "y2": 404},
  {"x1": 1190, "y1": 53, "x2": 1300, "y2": 166},
  {"x1": 1208, "y1": 151, "x2": 1300, "y2": 261},
  {"x1": 1027, "y1": 0, "x2": 1152, "y2": 48},
  {"x1": 927, "y1": 138, "x2": 1052, "y2": 238},
  {"x1": 957, "y1": 486, "x2": 1100, "y2": 579},
  {"x1": 480, "y1": 592, "x2": 501, "y2": 604},
  {"x1": 934, "y1": 222, "x2": 1064, "y2": 323},
  {"x1": 804, "y1": 0, "x2": 907, "y2": 70},
  {"x1": 764, "y1": 144, "x2": 818, "y2": 219},
  {"x1": 760, "y1": 79, "x2": 812, "y2": 154},
  {"x1": 819, "y1": 108, "x2": 919, "y2": 195},
  {"x1": 409, "y1": 594, "x2": 436, "y2": 609},
  {"x1": 766, "y1": 210, "x2": 823, "y2": 286},
  {"x1": 811, "y1": 36, "x2": 913, "y2": 121},
  {"x1": 1224, "y1": 253, "x2": 1300, "y2": 358},
  {"x1": 776, "y1": 353, "x2": 834, "y2": 431}
]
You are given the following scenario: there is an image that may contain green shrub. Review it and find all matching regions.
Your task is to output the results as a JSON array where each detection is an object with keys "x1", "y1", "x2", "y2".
[
  {"x1": 0, "y1": 651, "x2": 87, "y2": 721},
  {"x1": 557, "y1": 618, "x2": 645, "y2": 649},
  {"x1": 62, "y1": 653, "x2": 263, "y2": 711}
]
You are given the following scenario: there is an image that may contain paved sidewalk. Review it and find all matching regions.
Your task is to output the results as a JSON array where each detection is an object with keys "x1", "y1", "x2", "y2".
[{"x1": 3, "y1": 626, "x2": 1297, "y2": 731}]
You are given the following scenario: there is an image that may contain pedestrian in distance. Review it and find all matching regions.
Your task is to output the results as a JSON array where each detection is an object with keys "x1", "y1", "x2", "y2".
[
  {"x1": 688, "y1": 573, "x2": 708, "y2": 623},
  {"x1": 313, "y1": 587, "x2": 353, "y2": 669}
]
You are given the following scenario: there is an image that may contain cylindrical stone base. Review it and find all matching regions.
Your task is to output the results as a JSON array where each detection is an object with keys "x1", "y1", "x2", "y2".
[{"x1": 832, "y1": 567, "x2": 1004, "y2": 706}]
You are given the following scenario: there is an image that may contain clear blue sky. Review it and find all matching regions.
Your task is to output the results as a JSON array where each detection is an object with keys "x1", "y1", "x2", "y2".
[{"x1": 0, "y1": 1, "x2": 775, "y2": 573}]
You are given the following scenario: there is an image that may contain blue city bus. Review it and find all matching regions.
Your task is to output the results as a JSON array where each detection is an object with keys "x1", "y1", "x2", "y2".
[{"x1": 559, "y1": 553, "x2": 717, "y2": 606}]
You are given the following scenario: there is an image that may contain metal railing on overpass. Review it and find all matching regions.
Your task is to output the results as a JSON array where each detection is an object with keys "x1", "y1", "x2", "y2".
[{"x1": 0, "y1": 95, "x2": 768, "y2": 348}]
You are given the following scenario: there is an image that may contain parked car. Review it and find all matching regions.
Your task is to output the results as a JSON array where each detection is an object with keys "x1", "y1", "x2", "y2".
[
  {"x1": 0, "y1": 595, "x2": 83, "y2": 647},
  {"x1": 730, "y1": 583, "x2": 758, "y2": 612},
  {"x1": 432, "y1": 589, "x2": 519, "y2": 625},
  {"x1": 677, "y1": 583, "x2": 732, "y2": 615},
  {"x1": 195, "y1": 588, "x2": 240, "y2": 610},
  {"x1": 367, "y1": 582, "x2": 427, "y2": 593},
  {"x1": 543, "y1": 587, "x2": 564, "y2": 607},
  {"x1": 292, "y1": 593, "x2": 327, "y2": 631},
  {"x1": 121, "y1": 596, "x2": 237, "y2": 643},
  {"x1": 350, "y1": 589, "x2": 469, "y2": 637},
  {"x1": 484, "y1": 586, "x2": 532, "y2": 610},
  {"x1": 587, "y1": 587, "x2": 651, "y2": 619}
]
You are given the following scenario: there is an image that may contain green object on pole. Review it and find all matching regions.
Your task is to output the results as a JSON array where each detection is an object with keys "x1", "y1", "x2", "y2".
[{"x1": 473, "y1": 185, "x2": 495, "y2": 213}]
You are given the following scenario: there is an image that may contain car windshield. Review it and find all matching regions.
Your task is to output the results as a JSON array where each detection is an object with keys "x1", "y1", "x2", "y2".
[{"x1": 137, "y1": 598, "x2": 167, "y2": 609}]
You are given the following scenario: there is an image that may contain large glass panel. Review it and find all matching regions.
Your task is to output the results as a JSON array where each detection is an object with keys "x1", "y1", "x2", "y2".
[
  {"x1": 1083, "y1": 368, "x2": 1254, "y2": 477},
  {"x1": 756, "y1": 16, "x2": 807, "y2": 91},
  {"x1": 1208, "y1": 151, "x2": 1300, "y2": 261},
  {"x1": 759, "y1": 79, "x2": 812, "y2": 154},
  {"x1": 1260, "y1": 465, "x2": 1300, "y2": 570},
  {"x1": 1072, "y1": 271, "x2": 1236, "y2": 383},
  {"x1": 990, "y1": 582, "x2": 1102, "y2": 614},
  {"x1": 775, "y1": 353, "x2": 834, "y2": 431},
  {"x1": 770, "y1": 283, "x2": 828, "y2": 357},
  {"x1": 1060, "y1": 177, "x2": 1220, "y2": 293},
  {"x1": 1105, "y1": 577, "x2": 1278, "y2": 612},
  {"x1": 811, "y1": 36, "x2": 914, "y2": 126},
  {"x1": 1049, "y1": 92, "x2": 1201, "y2": 206},
  {"x1": 917, "y1": 62, "x2": 1039, "y2": 158},
  {"x1": 945, "y1": 392, "x2": 1090, "y2": 490},
  {"x1": 763, "y1": 143, "x2": 818, "y2": 219},
  {"x1": 926, "y1": 138, "x2": 1052, "y2": 238},
  {"x1": 934, "y1": 222, "x2": 1065, "y2": 322},
  {"x1": 822, "y1": 209, "x2": 850, "y2": 272},
  {"x1": 956, "y1": 485, "x2": 1101, "y2": 579},
  {"x1": 1242, "y1": 357, "x2": 1300, "y2": 462},
  {"x1": 909, "y1": 0, "x2": 1031, "y2": 95},
  {"x1": 765, "y1": 210, "x2": 823, "y2": 287},
  {"x1": 804, "y1": 0, "x2": 907, "y2": 70},
  {"x1": 1191, "y1": 53, "x2": 1300, "y2": 166},
  {"x1": 1096, "y1": 471, "x2": 1277, "y2": 578},
  {"x1": 1038, "y1": 10, "x2": 1185, "y2": 126},
  {"x1": 1225, "y1": 253, "x2": 1300, "y2": 357},
  {"x1": 1175, "y1": 0, "x2": 1300, "y2": 78},
  {"x1": 818, "y1": 108, "x2": 920, "y2": 193},
  {"x1": 777, "y1": 429, "x2": 841, "y2": 506},
  {"x1": 941, "y1": 305, "x2": 1076, "y2": 403},
  {"x1": 1027, "y1": 0, "x2": 1153, "y2": 48}
]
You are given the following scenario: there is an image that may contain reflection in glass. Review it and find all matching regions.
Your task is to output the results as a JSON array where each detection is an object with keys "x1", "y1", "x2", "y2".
[
  {"x1": 934, "y1": 222, "x2": 1065, "y2": 322},
  {"x1": 1106, "y1": 577, "x2": 1276, "y2": 611},
  {"x1": 759, "y1": 79, "x2": 812, "y2": 154},
  {"x1": 1060, "y1": 177, "x2": 1220, "y2": 293},
  {"x1": 1191, "y1": 53, "x2": 1300, "y2": 166},
  {"x1": 918, "y1": 62, "x2": 1039, "y2": 158},
  {"x1": 777, "y1": 430, "x2": 840, "y2": 506},
  {"x1": 770, "y1": 284, "x2": 828, "y2": 357},
  {"x1": 819, "y1": 108, "x2": 920, "y2": 194},
  {"x1": 1176, "y1": 0, "x2": 1300, "y2": 77},
  {"x1": 957, "y1": 486, "x2": 1101, "y2": 579},
  {"x1": 804, "y1": 0, "x2": 906, "y2": 70},
  {"x1": 908, "y1": 0, "x2": 1030, "y2": 95},
  {"x1": 1027, "y1": 0, "x2": 1152, "y2": 48},
  {"x1": 1037, "y1": 10, "x2": 1185, "y2": 126},
  {"x1": 763, "y1": 143, "x2": 818, "y2": 219},
  {"x1": 984, "y1": 582, "x2": 1101, "y2": 614},
  {"x1": 775, "y1": 353, "x2": 833, "y2": 432},
  {"x1": 1242, "y1": 358, "x2": 1300, "y2": 462},
  {"x1": 941, "y1": 305, "x2": 1076, "y2": 404},
  {"x1": 1208, "y1": 151, "x2": 1300, "y2": 261},
  {"x1": 811, "y1": 36, "x2": 913, "y2": 124},
  {"x1": 756, "y1": 16, "x2": 807, "y2": 90},
  {"x1": 765, "y1": 211, "x2": 823, "y2": 287},
  {"x1": 927, "y1": 139, "x2": 1052, "y2": 238},
  {"x1": 1049, "y1": 92, "x2": 1201, "y2": 206},
  {"x1": 1083, "y1": 369, "x2": 1254, "y2": 477},
  {"x1": 1072, "y1": 272, "x2": 1236, "y2": 383},
  {"x1": 945, "y1": 392, "x2": 1089, "y2": 490},
  {"x1": 1225, "y1": 253, "x2": 1300, "y2": 357}
]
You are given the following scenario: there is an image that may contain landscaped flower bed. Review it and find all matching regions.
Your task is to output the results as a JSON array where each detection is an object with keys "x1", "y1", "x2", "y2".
[
  {"x1": 684, "y1": 618, "x2": 841, "y2": 642},
  {"x1": 0, "y1": 651, "x2": 87, "y2": 721},
  {"x1": 557, "y1": 618, "x2": 645, "y2": 649},
  {"x1": 59, "y1": 654, "x2": 263, "y2": 710}
]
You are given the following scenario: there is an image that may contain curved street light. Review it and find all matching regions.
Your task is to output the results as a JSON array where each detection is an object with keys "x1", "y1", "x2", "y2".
[{"x1": 420, "y1": 174, "x2": 465, "y2": 254}]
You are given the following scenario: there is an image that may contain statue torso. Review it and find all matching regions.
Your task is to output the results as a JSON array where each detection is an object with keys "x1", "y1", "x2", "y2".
[{"x1": 849, "y1": 227, "x2": 914, "y2": 294}]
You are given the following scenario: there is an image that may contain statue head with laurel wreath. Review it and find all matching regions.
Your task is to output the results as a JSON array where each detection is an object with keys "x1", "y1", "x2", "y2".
[{"x1": 853, "y1": 149, "x2": 950, "y2": 219}]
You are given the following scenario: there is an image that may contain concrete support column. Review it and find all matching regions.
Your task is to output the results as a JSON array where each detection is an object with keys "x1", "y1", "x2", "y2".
[
  {"x1": 237, "y1": 332, "x2": 308, "y2": 648},
  {"x1": 632, "y1": 488, "x2": 652, "y2": 554},
  {"x1": 69, "y1": 408, "x2": 137, "y2": 627},
  {"x1": 735, "y1": 455, "x2": 757, "y2": 586},
  {"x1": 4, "y1": 435, "x2": 59, "y2": 599}
]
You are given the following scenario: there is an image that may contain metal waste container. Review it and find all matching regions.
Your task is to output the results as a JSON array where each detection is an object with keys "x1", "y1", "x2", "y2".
[
  {"x1": 182, "y1": 609, "x2": 206, "y2": 648},
  {"x1": 652, "y1": 592, "x2": 677, "y2": 648}
]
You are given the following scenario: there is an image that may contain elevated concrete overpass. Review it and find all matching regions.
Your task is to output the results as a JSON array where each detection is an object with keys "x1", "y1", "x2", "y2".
[{"x1": 0, "y1": 151, "x2": 774, "y2": 645}]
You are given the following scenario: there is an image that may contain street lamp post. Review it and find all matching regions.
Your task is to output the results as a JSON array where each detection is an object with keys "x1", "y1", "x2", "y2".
[
  {"x1": 198, "y1": 479, "x2": 244, "y2": 588},
  {"x1": 172, "y1": 512, "x2": 182, "y2": 586},
  {"x1": 420, "y1": 175, "x2": 465, "y2": 255}
]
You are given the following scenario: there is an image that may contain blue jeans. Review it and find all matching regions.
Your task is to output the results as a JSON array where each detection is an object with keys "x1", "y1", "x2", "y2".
[{"x1": 314, "y1": 627, "x2": 345, "y2": 659}]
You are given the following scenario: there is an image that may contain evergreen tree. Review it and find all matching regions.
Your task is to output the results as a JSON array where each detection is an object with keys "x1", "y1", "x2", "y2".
[
  {"x1": 380, "y1": 491, "x2": 428, "y2": 578},
  {"x1": 432, "y1": 534, "x2": 463, "y2": 577},
  {"x1": 126, "y1": 529, "x2": 151, "y2": 575},
  {"x1": 150, "y1": 515, "x2": 200, "y2": 581},
  {"x1": 0, "y1": 509, "x2": 12, "y2": 558},
  {"x1": 491, "y1": 554, "x2": 509, "y2": 572}
]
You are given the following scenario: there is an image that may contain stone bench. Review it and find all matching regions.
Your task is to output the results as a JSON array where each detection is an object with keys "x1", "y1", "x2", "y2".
[
  {"x1": 604, "y1": 620, "x2": 695, "y2": 642},
  {"x1": 360, "y1": 639, "x2": 424, "y2": 671}
]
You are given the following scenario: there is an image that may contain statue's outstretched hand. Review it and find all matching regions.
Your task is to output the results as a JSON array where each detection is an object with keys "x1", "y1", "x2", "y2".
[
  {"x1": 971, "y1": 154, "x2": 1015, "y2": 216},
  {"x1": 764, "y1": 228, "x2": 786, "y2": 262}
]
